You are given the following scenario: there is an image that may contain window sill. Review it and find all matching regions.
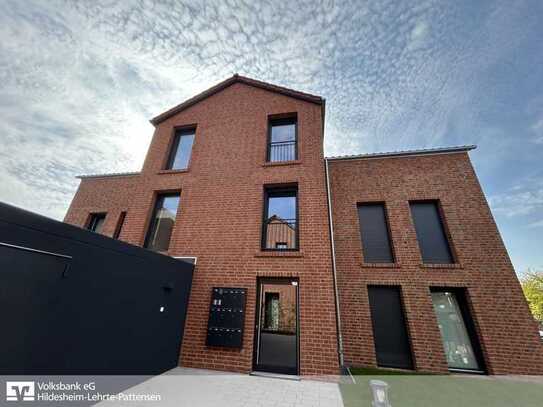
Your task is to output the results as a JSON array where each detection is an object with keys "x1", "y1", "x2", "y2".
[
  {"x1": 157, "y1": 169, "x2": 189, "y2": 174},
  {"x1": 262, "y1": 160, "x2": 302, "y2": 167},
  {"x1": 421, "y1": 263, "x2": 463, "y2": 269},
  {"x1": 255, "y1": 251, "x2": 304, "y2": 258},
  {"x1": 360, "y1": 263, "x2": 401, "y2": 268}
]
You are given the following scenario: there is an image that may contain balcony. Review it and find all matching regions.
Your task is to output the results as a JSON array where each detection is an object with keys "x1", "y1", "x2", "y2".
[
  {"x1": 268, "y1": 140, "x2": 296, "y2": 162},
  {"x1": 262, "y1": 216, "x2": 298, "y2": 250}
]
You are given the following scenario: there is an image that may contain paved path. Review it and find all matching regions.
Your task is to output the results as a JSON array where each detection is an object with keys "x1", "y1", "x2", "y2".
[{"x1": 96, "y1": 367, "x2": 344, "y2": 407}]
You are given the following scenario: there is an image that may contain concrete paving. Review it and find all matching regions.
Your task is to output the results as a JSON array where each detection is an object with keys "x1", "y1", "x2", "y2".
[{"x1": 96, "y1": 367, "x2": 344, "y2": 407}]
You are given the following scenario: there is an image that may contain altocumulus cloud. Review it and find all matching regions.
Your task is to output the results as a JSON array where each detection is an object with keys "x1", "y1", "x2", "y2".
[{"x1": 0, "y1": 0, "x2": 542, "y2": 272}]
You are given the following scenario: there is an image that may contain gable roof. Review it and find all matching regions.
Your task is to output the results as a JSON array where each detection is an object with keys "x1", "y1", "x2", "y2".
[{"x1": 150, "y1": 74, "x2": 324, "y2": 126}]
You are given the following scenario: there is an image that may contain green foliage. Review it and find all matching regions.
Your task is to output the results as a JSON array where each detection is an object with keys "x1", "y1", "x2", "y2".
[{"x1": 521, "y1": 269, "x2": 543, "y2": 323}]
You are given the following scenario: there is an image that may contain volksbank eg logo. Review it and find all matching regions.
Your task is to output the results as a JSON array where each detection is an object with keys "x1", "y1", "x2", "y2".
[{"x1": 6, "y1": 381, "x2": 35, "y2": 401}]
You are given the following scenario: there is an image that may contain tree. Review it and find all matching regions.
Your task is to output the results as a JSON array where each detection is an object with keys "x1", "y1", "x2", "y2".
[{"x1": 521, "y1": 269, "x2": 543, "y2": 327}]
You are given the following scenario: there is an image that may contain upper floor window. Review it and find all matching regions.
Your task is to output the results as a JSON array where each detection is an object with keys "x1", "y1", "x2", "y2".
[
  {"x1": 357, "y1": 203, "x2": 394, "y2": 263},
  {"x1": 144, "y1": 193, "x2": 180, "y2": 252},
  {"x1": 262, "y1": 186, "x2": 298, "y2": 250},
  {"x1": 267, "y1": 116, "x2": 297, "y2": 162},
  {"x1": 166, "y1": 128, "x2": 195, "y2": 170},
  {"x1": 113, "y1": 211, "x2": 126, "y2": 239},
  {"x1": 87, "y1": 213, "x2": 106, "y2": 234},
  {"x1": 409, "y1": 201, "x2": 454, "y2": 264}
]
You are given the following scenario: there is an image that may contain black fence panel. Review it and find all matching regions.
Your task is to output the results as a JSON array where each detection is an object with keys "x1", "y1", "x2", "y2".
[{"x1": 0, "y1": 202, "x2": 194, "y2": 375}]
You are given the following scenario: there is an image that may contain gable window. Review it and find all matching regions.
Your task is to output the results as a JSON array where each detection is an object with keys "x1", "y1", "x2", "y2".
[
  {"x1": 113, "y1": 211, "x2": 126, "y2": 239},
  {"x1": 357, "y1": 203, "x2": 394, "y2": 263},
  {"x1": 267, "y1": 116, "x2": 297, "y2": 162},
  {"x1": 144, "y1": 193, "x2": 180, "y2": 252},
  {"x1": 262, "y1": 186, "x2": 298, "y2": 250},
  {"x1": 410, "y1": 201, "x2": 454, "y2": 264},
  {"x1": 87, "y1": 213, "x2": 106, "y2": 234},
  {"x1": 166, "y1": 128, "x2": 195, "y2": 170}
]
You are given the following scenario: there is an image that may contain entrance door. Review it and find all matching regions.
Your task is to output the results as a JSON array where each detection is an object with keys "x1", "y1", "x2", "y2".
[{"x1": 253, "y1": 278, "x2": 299, "y2": 375}]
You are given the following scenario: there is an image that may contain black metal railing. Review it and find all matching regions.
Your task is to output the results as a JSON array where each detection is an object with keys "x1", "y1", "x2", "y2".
[
  {"x1": 262, "y1": 218, "x2": 298, "y2": 250},
  {"x1": 268, "y1": 140, "x2": 296, "y2": 162}
]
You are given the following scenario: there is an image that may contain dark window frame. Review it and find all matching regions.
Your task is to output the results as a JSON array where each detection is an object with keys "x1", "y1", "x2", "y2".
[
  {"x1": 266, "y1": 115, "x2": 298, "y2": 162},
  {"x1": 357, "y1": 202, "x2": 396, "y2": 263},
  {"x1": 86, "y1": 212, "x2": 106, "y2": 233},
  {"x1": 113, "y1": 211, "x2": 127, "y2": 239},
  {"x1": 261, "y1": 185, "x2": 299, "y2": 251},
  {"x1": 164, "y1": 126, "x2": 196, "y2": 170},
  {"x1": 143, "y1": 192, "x2": 181, "y2": 252},
  {"x1": 409, "y1": 200, "x2": 456, "y2": 264},
  {"x1": 430, "y1": 287, "x2": 487, "y2": 373}
]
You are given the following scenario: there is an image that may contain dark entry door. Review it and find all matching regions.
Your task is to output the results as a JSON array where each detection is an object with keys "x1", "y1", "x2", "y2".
[
  {"x1": 253, "y1": 278, "x2": 299, "y2": 375},
  {"x1": 368, "y1": 286, "x2": 413, "y2": 369}
]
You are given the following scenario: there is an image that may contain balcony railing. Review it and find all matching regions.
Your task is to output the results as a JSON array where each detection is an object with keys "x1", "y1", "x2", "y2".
[
  {"x1": 268, "y1": 140, "x2": 296, "y2": 162},
  {"x1": 262, "y1": 218, "x2": 298, "y2": 250}
]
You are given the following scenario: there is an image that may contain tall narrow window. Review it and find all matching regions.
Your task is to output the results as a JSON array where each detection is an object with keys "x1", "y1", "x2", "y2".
[
  {"x1": 166, "y1": 128, "x2": 195, "y2": 170},
  {"x1": 431, "y1": 289, "x2": 484, "y2": 372},
  {"x1": 113, "y1": 211, "x2": 126, "y2": 239},
  {"x1": 357, "y1": 203, "x2": 394, "y2": 263},
  {"x1": 87, "y1": 213, "x2": 106, "y2": 234},
  {"x1": 267, "y1": 117, "x2": 297, "y2": 162},
  {"x1": 368, "y1": 286, "x2": 413, "y2": 369},
  {"x1": 410, "y1": 201, "x2": 454, "y2": 264},
  {"x1": 144, "y1": 194, "x2": 180, "y2": 252},
  {"x1": 262, "y1": 187, "x2": 298, "y2": 250}
]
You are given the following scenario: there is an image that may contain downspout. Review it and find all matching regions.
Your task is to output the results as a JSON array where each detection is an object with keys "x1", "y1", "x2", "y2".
[{"x1": 325, "y1": 157, "x2": 344, "y2": 367}]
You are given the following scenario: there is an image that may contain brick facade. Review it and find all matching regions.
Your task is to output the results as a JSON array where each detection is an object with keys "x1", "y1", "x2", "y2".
[
  {"x1": 328, "y1": 153, "x2": 543, "y2": 374},
  {"x1": 65, "y1": 80, "x2": 339, "y2": 375},
  {"x1": 64, "y1": 76, "x2": 543, "y2": 375}
]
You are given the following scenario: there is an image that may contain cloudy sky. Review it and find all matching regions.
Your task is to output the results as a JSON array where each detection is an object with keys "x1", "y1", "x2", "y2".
[{"x1": 0, "y1": 0, "x2": 542, "y2": 274}]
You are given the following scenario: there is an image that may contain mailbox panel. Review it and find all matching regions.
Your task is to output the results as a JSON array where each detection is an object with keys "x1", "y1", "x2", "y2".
[{"x1": 206, "y1": 287, "x2": 247, "y2": 348}]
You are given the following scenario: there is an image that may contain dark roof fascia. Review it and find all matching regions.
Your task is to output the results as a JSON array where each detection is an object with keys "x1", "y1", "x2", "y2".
[
  {"x1": 325, "y1": 145, "x2": 477, "y2": 162},
  {"x1": 150, "y1": 74, "x2": 324, "y2": 126}
]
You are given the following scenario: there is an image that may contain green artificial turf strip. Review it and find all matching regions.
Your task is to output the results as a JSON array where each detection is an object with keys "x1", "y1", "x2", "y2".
[{"x1": 341, "y1": 372, "x2": 543, "y2": 407}]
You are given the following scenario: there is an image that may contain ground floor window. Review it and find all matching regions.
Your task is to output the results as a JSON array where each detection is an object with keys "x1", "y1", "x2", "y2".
[
  {"x1": 367, "y1": 286, "x2": 413, "y2": 369},
  {"x1": 431, "y1": 290, "x2": 483, "y2": 371}
]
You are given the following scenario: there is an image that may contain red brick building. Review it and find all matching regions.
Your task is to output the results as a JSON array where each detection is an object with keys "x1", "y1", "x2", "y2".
[{"x1": 65, "y1": 75, "x2": 543, "y2": 375}]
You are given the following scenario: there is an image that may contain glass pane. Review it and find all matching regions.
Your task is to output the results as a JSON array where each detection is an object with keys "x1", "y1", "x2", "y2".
[
  {"x1": 265, "y1": 193, "x2": 297, "y2": 249},
  {"x1": 267, "y1": 195, "x2": 296, "y2": 220},
  {"x1": 271, "y1": 123, "x2": 295, "y2": 142},
  {"x1": 93, "y1": 216, "x2": 105, "y2": 233},
  {"x1": 269, "y1": 122, "x2": 296, "y2": 162},
  {"x1": 258, "y1": 282, "x2": 297, "y2": 371},
  {"x1": 146, "y1": 195, "x2": 180, "y2": 251},
  {"x1": 170, "y1": 132, "x2": 195, "y2": 170},
  {"x1": 88, "y1": 214, "x2": 105, "y2": 234},
  {"x1": 431, "y1": 291, "x2": 480, "y2": 370}
]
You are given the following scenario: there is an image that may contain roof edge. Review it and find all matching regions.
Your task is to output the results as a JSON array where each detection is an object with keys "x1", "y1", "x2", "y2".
[
  {"x1": 150, "y1": 74, "x2": 323, "y2": 126},
  {"x1": 76, "y1": 171, "x2": 140, "y2": 180},
  {"x1": 325, "y1": 145, "x2": 477, "y2": 162}
]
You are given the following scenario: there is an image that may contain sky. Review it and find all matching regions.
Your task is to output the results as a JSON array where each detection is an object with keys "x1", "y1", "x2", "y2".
[{"x1": 0, "y1": 0, "x2": 541, "y2": 275}]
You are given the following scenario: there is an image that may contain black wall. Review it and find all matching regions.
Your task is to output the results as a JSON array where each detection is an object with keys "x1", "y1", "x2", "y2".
[{"x1": 0, "y1": 202, "x2": 194, "y2": 375}]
